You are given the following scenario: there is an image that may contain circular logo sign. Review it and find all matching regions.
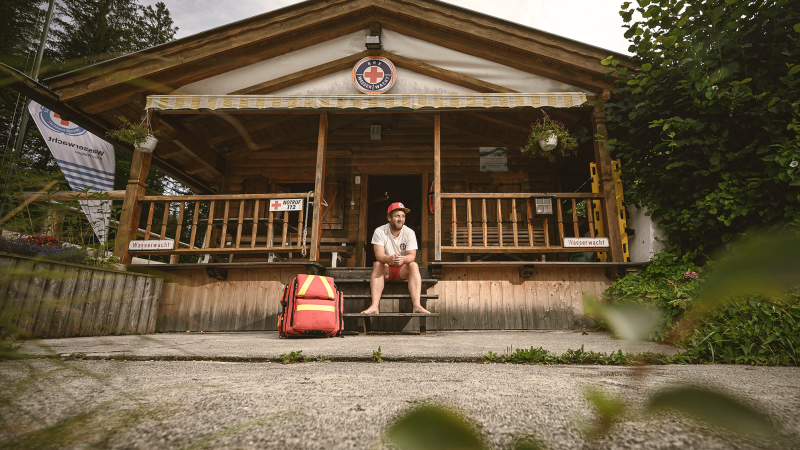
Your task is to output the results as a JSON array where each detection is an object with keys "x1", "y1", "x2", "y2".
[
  {"x1": 38, "y1": 105, "x2": 86, "y2": 136},
  {"x1": 352, "y1": 56, "x2": 397, "y2": 95}
]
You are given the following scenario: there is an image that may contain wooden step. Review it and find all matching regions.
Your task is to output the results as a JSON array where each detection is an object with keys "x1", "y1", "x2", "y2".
[
  {"x1": 343, "y1": 313, "x2": 438, "y2": 317},
  {"x1": 334, "y1": 278, "x2": 438, "y2": 285},
  {"x1": 344, "y1": 294, "x2": 438, "y2": 300}
]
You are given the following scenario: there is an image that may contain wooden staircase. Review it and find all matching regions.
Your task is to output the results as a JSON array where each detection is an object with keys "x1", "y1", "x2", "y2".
[{"x1": 323, "y1": 267, "x2": 439, "y2": 335}]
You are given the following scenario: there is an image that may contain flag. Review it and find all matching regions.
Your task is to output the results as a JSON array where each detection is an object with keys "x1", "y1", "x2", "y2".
[{"x1": 28, "y1": 101, "x2": 115, "y2": 244}]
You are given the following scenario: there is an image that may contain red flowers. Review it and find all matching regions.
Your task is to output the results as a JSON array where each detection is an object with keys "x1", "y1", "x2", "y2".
[{"x1": 24, "y1": 235, "x2": 61, "y2": 247}]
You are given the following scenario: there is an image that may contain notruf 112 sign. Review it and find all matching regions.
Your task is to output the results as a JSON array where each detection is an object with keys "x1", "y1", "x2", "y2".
[{"x1": 268, "y1": 199, "x2": 303, "y2": 212}]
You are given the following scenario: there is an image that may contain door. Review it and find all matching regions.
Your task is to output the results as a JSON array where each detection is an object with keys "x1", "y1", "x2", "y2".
[{"x1": 366, "y1": 175, "x2": 422, "y2": 266}]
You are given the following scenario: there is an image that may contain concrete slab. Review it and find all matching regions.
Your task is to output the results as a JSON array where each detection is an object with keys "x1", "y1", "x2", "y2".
[{"x1": 18, "y1": 330, "x2": 678, "y2": 361}]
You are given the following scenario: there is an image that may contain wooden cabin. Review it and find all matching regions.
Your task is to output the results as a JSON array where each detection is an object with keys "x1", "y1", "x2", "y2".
[{"x1": 7, "y1": 0, "x2": 642, "y2": 334}]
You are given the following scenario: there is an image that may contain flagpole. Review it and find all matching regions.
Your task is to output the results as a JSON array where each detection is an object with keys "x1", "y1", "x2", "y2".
[{"x1": 0, "y1": 0, "x2": 57, "y2": 218}]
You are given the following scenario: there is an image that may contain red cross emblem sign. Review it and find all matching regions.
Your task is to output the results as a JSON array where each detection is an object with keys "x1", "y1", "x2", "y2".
[
  {"x1": 268, "y1": 198, "x2": 304, "y2": 212},
  {"x1": 352, "y1": 56, "x2": 397, "y2": 95}
]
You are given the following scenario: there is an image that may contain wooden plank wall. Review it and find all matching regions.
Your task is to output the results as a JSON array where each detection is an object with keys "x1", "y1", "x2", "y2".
[
  {"x1": 0, "y1": 253, "x2": 163, "y2": 338},
  {"x1": 222, "y1": 115, "x2": 560, "y2": 266},
  {"x1": 156, "y1": 268, "x2": 301, "y2": 332},
  {"x1": 428, "y1": 266, "x2": 611, "y2": 330}
]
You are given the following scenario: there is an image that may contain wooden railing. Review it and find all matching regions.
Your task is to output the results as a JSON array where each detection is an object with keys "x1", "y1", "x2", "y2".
[
  {"x1": 128, "y1": 193, "x2": 312, "y2": 256},
  {"x1": 440, "y1": 193, "x2": 606, "y2": 254}
]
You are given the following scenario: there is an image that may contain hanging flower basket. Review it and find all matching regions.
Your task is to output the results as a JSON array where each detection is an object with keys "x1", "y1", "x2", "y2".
[
  {"x1": 135, "y1": 135, "x2": 158, "y2": 153},
  {"x1": 106, "y1": 113, "x2": 160, "y2": 152},
  {"x1": 520, "y1": 111, "x2": 578, "y2": 162}
]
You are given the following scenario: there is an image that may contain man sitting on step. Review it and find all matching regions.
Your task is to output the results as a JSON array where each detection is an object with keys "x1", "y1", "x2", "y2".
[{"x1": 361, "y1": 202, "x2": 431, "y2": 315}]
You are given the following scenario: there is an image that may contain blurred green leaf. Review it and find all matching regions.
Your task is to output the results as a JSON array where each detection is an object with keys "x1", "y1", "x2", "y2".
[
  {"x1": 585, "y1": 296, "x2": 663, "y2": 341},
  {"x1": 579, "y1": 386, "x2": 627, "y2": 439},
  {"x1": 510, "y1": 435, "x2": 548, "y2": 450},
  {"x1": 699, "y1": 234, "x2": 800, "y2": 307},
  {"x1": 646, "y1": 386, "x2": 777, "y2": 437},
  {"x1": 385, "y1": 405, "x2": 487, "y2": 450}
]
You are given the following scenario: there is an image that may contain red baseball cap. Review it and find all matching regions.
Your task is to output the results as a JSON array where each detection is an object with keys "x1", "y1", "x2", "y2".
[{"x1": 387, "y1": 202, "x2": 410, "y2": 215}]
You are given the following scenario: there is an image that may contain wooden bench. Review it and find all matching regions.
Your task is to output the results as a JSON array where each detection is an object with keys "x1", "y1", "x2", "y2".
[{"x1": 342, "y1": 293, "x2": 439, "y2": 335}]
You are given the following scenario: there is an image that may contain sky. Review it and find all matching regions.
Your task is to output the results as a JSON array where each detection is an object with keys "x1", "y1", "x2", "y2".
[{"x1": 142, "y1": 0, "x2": 634, "y2": 55}]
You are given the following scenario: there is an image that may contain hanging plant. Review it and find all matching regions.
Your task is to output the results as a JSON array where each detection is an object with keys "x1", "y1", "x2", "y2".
[
  {"x1": 520, "y1": 111, "x2": 578, "y2": 162},
  {"x1": 106, "y1": 114, "x2": 160, "y2": 153}
]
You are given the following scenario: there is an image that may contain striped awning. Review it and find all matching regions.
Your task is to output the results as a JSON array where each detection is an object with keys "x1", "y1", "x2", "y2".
[{"x1": 145, "y1": 92, "x2": 588, "y2": 112}]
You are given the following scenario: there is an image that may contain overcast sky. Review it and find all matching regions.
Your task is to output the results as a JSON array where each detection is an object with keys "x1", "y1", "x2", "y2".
[{"x1": 142, "y1": 0, "x2": 634, "y2": 55}]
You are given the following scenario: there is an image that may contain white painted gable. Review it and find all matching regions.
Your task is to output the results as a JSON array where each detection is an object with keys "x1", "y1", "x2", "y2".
[{"x1": 176, "y1": 29, "x2": 593, "y2": 96}]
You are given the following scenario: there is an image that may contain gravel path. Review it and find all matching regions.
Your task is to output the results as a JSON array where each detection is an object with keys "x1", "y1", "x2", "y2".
[{"x1": 0, "y1": 359, "x2": 797, "y2": 449}]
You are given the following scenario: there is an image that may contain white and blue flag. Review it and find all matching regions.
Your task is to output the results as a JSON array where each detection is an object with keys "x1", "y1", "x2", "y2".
[{"x1": 28, "y1": 101, "x2": 115, "y2": 244}]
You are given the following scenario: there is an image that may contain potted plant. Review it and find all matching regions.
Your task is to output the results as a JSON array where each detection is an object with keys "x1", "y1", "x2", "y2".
[
  {"x1": 520, "y1": 111, "x2": 578, "y2": 162},
  {"x1": 106, "y1": 114, "x2": 160, "y2": 153}
]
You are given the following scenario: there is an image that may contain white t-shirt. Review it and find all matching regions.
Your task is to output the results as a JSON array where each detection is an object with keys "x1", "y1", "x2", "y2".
[{"x1": 371, "y1": 224, "x2": 418, "y2": 257}]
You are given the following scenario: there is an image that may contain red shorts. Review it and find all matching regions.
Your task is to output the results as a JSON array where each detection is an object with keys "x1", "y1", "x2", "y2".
[{"x1": 386, "y1": 264, "x2": 408, "y2": 282}]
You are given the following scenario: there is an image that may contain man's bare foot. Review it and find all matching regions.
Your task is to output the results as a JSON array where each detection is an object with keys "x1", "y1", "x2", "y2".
[
  {"x1": 361, "y1": 306, "x2": 380, "y2": 314},
  {"x1": 412, "y1": 306, "x2": 431, "y2": 314}
]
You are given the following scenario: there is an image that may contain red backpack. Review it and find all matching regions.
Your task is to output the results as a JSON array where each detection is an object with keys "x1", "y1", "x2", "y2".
[{"x1": 278, "y1": 274, "x2": 344, "y2": 338}]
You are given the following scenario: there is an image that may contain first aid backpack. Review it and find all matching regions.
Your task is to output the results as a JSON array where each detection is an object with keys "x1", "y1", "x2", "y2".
[{"x1": 278, "y1": 274, "x2": 344, "y2": 338}]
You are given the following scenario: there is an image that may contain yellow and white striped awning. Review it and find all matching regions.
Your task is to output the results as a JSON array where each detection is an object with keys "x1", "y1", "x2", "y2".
[{"x1": 145, "y1": 93, "x2": 588, "y2": 112}]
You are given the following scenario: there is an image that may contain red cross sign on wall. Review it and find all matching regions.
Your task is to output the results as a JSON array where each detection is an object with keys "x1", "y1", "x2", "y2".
[
  {"x1": 363, "y1": 66, "x2": 384, "y2": 83},
  {"x1": 271, "y1": 200, "x2": 282, "y2": 210},
  {"x1": 269, "y1": 198, "x2": 303, "y2": 212}
]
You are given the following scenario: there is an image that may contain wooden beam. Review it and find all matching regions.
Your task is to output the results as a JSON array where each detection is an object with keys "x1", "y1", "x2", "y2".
[
  {"x1": 465, "y1": 112, "x2": 530, "y2": 133},
  {"x1": 377, "y1": 14, "x2": 614, "y2": 93},
  {"x1": 231, "y1": 51, "x2": 371, "y2": 95},
  {"x1": 592, "y1": 89, "x2": 623, "y2": 262},
  {"x1": 310, "y1": 113, "x2": 328, "y2": 262},
  {"x1": 226, "y1": 114, "x2": 367, "y2": 161},
  {"x1": 116, "y1": 149, "x2": 152, "y2": 264},
  {"x1": 160, "y1": 118, "x2": 226, "y2": 177},
  {"x1": 184, "y1": 161, "x2": 208, "y2": 175},
  {"x1": 408, "y1": 114, "x2": 522, "y2": 146},
  {"x1": 49, "y1": 3, "x2": 370, "y2": 101},
  {"x1": 207, "y1": 115, "x2": 302, "y2": 145},
  {"x1": 377, "y1": 50, "x2": 517, "y2": 93},
  {"x1": 421, "y1": 172, "x2": 429, "y2": 266},
  {"x1": 356, "y1": 174, "x2": 368, "y2": 267},
  {"x1": 434, "y1": 114, "x2": 442, "y2": 261}
]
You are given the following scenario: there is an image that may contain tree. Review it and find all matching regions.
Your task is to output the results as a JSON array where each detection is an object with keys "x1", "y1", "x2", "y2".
[
  {"x1": 601, "y1": 0, "x2": 800, "y2": 254},
  {"x1": 50, "y1": 0, "x2": 178, "y2": 66}
]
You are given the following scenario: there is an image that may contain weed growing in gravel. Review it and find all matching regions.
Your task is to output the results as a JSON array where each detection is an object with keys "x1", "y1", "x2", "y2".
[
  {"x1": 372, "y1": 346, "x2": 383, "y2": 363},
  {"x1": 0, "y1": 331, "x2": 22, "y2": 361},
  {"x1": 482, "y1": 346, "x2": 675, "y2": 366},
  {"x1": 279, "y1": 350, "x2": 309, "y2": 364}
]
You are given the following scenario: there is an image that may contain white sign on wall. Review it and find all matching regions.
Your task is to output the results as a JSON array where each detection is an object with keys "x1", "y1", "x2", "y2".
[
  {"x1": 479, "y1": 147, "x2": 508, "y2": 172},
  {"x1": 563, "y1": 237, "x2": 610, "y2": 248},
  {"x1": 268, "y1": 198, "x2": 303, "y2": 212},
  {"x1": 128, "y1": 240, "x2": 175, "y2": 251}
]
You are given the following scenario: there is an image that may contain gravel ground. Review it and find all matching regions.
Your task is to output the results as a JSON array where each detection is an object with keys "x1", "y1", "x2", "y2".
[{"x1": 0, "y1": 360, "x2": 797, "y2": 449}]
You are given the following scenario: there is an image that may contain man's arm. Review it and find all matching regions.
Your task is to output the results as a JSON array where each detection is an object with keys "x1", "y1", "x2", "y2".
[
  {"x1": 401, "y1": 250, "x2": 416, "y2": 265},
  {"x1": 374, "y1": 244, "x2": 392, "y2": 265}
]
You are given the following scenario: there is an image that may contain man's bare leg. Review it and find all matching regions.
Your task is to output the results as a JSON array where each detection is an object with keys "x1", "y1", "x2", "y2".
[
  {"x1": 363, "y1": 262, "x2": 388, "y2": 314},
  {"x1": 401, "y1": 262, "x2": 430, "y2": 314}
]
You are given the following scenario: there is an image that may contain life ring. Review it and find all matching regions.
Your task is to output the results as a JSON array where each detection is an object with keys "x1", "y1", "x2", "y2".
[{"x1": 428, "y1": 180, "x2": 442, "y2": 214}]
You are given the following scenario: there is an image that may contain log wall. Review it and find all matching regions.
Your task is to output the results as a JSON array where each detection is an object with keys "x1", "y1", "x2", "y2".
[
  {"x1": 0, "y1": 253, "x2": 163, "y2": 338},
  {"x1": 156, "y1": 267, "x2": 301, "y2": 332},
  {"x1": 428, "y1": 266, "x2": 611, "y2": 330},
  {"x1": 154, "y1": 265, "x2": 611, "y2": 332}
]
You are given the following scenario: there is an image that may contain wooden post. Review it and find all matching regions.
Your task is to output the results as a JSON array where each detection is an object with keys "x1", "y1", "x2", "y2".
[
  {"x1": 433, "y1": 114, "x2": 442, "y2": 261},
  {"x1": 310, "y1": 113, "x2": 328, "y2": 262},
  {"x1": 592, "y1": 89, "x2": 624, "y2": 262},
  {"x1": 421, "y1": 173, "x2": 429, "y2": 265},
  {"x1": 115, "y1": 149, "x2": 152, "y2": 264},
  {"x1": 356, "y1": 174, "x2": 368, "y2": 267}
]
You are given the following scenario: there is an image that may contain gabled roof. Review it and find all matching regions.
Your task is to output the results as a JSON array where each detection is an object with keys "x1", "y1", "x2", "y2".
[{"x1": 45, "y1": 0, "x2": 631, "y2": 110}]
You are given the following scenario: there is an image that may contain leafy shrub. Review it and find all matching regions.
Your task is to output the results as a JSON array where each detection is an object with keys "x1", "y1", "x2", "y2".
[
  {"x1": 678, "y1": 295, "x2": 800, "y2": 365},
  {"x1": 601, "y1": 250, "x2": 702, "y2": 341}
]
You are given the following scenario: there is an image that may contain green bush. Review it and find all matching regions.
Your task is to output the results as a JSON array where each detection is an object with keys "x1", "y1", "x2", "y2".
[
  {"x1": 601, "y1": 250, "x2": 702, "y2": 341},
  {"x1": 679, "y1": 295, "x2": 800, "y2": 365}
]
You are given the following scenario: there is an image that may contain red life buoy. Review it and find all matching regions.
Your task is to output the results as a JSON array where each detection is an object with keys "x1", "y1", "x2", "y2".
[{"x1": 428, "y1": 180, "x2": 442, "y2": 214}]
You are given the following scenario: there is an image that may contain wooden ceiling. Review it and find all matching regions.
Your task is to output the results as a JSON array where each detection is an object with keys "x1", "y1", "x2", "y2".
[{"x1": 42, "y1": 0, "x2": 630, "y2": 193}]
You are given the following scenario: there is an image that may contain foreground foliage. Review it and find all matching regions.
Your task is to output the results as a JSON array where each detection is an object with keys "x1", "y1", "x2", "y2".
[{"x1": 601, "y1": 0, "x2": 800, "y2": 253}]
